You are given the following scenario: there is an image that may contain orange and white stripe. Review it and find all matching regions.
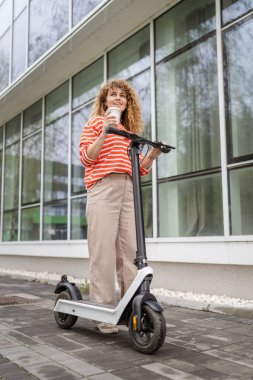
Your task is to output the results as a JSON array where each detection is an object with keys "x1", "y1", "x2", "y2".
[{"x1": 79, "y1": 116, "x2": 149, "y2": 189}]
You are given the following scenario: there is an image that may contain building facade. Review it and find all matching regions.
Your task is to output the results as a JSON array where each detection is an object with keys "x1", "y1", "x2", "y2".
[{"x1": 0, "y1": 0, "x2": 253, "y2": 298}]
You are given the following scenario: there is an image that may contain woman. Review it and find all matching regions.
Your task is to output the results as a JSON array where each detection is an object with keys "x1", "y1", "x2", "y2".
[{"x1": 80, "y1": 79, "x2": 161, "y2": 333}]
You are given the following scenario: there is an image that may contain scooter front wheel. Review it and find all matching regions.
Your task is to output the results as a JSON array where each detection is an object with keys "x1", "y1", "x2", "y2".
[
  {"x1": 54, "y1": 291, "x2": 78, "y2": 329},
  {"x1": 129, "y1": 304, "x2": 166, "y2": 354}
]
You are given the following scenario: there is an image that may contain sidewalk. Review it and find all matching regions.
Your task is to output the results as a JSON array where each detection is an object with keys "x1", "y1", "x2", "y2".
[{"x1": 1, "y1": 275, "x2": 253, "y2": 380}]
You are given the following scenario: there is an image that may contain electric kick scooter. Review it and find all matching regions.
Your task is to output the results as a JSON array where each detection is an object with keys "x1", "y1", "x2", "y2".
[{"x1": 54, "y1": 127, "x2": 175, "y2": 354}]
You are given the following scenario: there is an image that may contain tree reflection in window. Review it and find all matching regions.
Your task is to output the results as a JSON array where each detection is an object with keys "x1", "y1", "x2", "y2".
[{"x1": 29, "y1": 0, "x2": 68, "y2": 65}]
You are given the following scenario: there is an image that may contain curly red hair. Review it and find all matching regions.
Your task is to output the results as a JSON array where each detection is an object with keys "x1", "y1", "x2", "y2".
[{"x1": 91, "y1": 79, "x2": 144, "y2": 134}]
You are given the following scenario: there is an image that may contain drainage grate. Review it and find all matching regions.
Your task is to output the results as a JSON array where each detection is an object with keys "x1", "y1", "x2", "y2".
[{"x1": 0, "y1": 296, "x2": 37, "y2": 306}]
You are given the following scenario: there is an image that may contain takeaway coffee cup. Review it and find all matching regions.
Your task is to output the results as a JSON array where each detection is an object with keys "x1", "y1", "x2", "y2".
[{"x1": 108, "y1": 107, "x2": 121, "y2": 124}]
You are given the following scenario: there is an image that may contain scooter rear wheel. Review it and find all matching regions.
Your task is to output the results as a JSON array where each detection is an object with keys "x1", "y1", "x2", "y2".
[
  {"x1": 129, "y1": 304, "x2": 166, "y2": 354},
  {"x1": 54, "y1": 291, "x2": 78, "y2": 329}
]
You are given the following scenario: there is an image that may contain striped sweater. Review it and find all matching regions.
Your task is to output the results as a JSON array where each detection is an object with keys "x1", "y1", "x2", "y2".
[{"x1": 79, "y1": 116, "x2": 149, "y2": 189}]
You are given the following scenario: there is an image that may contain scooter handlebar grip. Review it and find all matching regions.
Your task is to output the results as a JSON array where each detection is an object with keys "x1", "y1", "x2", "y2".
[{"x1": 105, "y1": 126, "x2": 130, "y2": 138}]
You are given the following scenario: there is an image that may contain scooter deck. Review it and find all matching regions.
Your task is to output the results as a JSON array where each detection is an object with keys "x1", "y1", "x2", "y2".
[{"x1": 54, "y1": 266, "x2": 153, "y2": 325}]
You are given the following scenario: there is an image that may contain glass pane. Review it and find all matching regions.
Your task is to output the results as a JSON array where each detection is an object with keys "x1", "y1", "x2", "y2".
[
  {"x1": 222, "y1": 0, "x2": 253, "y2": 25},
  {"x1": 230, "y1": 166, "x2": 253, "y2": 235},
  {"x1": 0, "y1": 153, "x2": 2, "y2": 219},
  {"x1": 3, "y1": 210, "x2": 18, "y2": 241},
  {"x1": 128, "y1": 70, "x2": 152, "y2": 183},
  {"x1": 0, "y1": 0, "x2": 11, "y2": 37},
  {"x1": 12, "y1": 9, "x2": 27, "y2": 81},
  {"x1": 72, "y1": 0, "x2": 103, "y2": 27},
  {"x1": 129, "y1": 70, "x2": 151, "y2": 139},
  {"x1": 44, "y1": 116, "x2": 68, "y2": 202},
  {"x1": 158, "y1": 173, "x2": 223, "y2": 237},
  {"x1": 43, "y1": 201, "x2": 67, "y2": 240},
  {"x1": 71, "y1": 197, "x2": 87, "y2": 239},
  {"x1": 155, "y1": 0, "x2": 215, "y2": 62},
  {"x1": 29, "y1": 0, "x2": 69, "y2": 65},
  {"x1": 0, "y1": 129, "x2": 2, "y2": 221},
  {"x1": 21, "y1": 206, "x2": 40, "y2": 240},
  {"x1": 5, "y1": 114, "x2": 20, "y2": 146},
  {"x1": 142, "y1": 184, "x2": 152, "y2": 238},
  {"x1": 22, "y1": 132, "x2": 41, "y2": 204},
  {"x1": 108, "y1": 26, "x2": 150, "y2": 79},
  {"x1": 14, "y1": 0, "x2": 27, "y2": 19},
  {"x1": 226, "y1": 19, "x2": 253, "y2": 159},
  {"x1": 156, "y1": 36, "x2": 220, "y2": 179},
  {"x1": 0, "y1": 29, "x2": 10, "y2": 92},
  {"x1": 4, "y1": 143, "x2": 20, "y2": 210},
  {"x1": 23, "y1": 99, "x2": 42, "y2": 137},
  {"x1": 72, "y1": 57, "x2": 103, "y2": 109},
  {"x1": 0, "y1": 126, "x2": 3, "y2": 149},
  {"x1": 46, "y1": 81, "x2": 69, "y2": 124},
  {"x1": 72, "y1": 104, "x2": 92, "y2": 194}
]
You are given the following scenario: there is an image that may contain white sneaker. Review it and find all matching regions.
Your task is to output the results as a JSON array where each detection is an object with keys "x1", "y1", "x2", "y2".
[{"x1": 96, "y1": 322, "x2": 118, "y2": 334}]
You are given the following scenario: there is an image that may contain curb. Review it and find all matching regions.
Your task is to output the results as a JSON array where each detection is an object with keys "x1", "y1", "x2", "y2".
[{"x1": 154, "y1": 293, "x2": 253, "y2": 320}]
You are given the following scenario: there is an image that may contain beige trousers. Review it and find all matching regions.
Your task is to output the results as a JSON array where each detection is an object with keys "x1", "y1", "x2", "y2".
[{"x1": 86, "y1": 173, "x2": 137, "y2": 305}]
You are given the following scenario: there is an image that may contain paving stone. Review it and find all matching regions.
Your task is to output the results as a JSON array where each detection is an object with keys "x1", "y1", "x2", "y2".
[
  {"x1": 114, "y1": 366, "x2": 168, "y2": 380},
  {"x1": 191, "y1": 367, "x2": 238, "y2": 380},
  {"x1": 4, "y1": 330, "x2": 40, "y2": 346},
  {"x1": 204, "y1": 348, "x2": 253, "y2": 368},
  {"x1": 0, "y1": 334, "x2": 20, "y2": 349},
  {"x1": 142, "y1": 362, "x2": 203, "y2": 379},
  {"x1": 159, "y1": 358, "x2": 201, "y2": 373},
  {"x1": 25, "y1": 362, "x2": 82, "y2": 380},
  {"x1": 0, "y1": 346, "x2": 49, "y2": 367},
  {"x1": 0, "y1": 361, "x2": 36, "y2": 380},
  {"x1": 218, "y1": 342, "x2": 253, "y2": 359},
  {"x1": 32, "y1": 344, "x2": 103, "y2": 376},
  {"x1": 38, "y1": 333, "x2": 90, "y2": 351},
  {"x1": 74, "y1": 348, "x2": 152, "y2": 371}
]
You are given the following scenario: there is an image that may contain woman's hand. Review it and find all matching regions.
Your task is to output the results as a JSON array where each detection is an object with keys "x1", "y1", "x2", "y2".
[
  {"x1": 102, "y1": 109, "x2": 119, "y2": 136},
  {"x1": 140, "y1": 147, "x2": 162, "y2": 170},
  {"x1": 147, "y1": 147, "x2": 162, "y2": 160}
]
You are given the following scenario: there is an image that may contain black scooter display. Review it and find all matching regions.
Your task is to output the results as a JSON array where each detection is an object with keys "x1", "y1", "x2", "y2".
[{"x1": 54, "y1": 127, "x2": 175, "y2": 354}]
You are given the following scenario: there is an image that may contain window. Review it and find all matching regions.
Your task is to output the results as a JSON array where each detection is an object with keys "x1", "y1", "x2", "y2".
[
  {"x1": 0, "y1": 127, "x2": 3, "y2": 232},
  {"x1": 0, "y1": 29, "x2": 10, "y2": 92},
  {"x1": 222, "y1": 0, "x2": 253, "y2": 25},
  {"x1": 12, "y1": 8, "x2": 27, "y2": 81},
  {"x1": 71, "y1": 58, "x2": 103, "y2": 238},
  {"x1": 225, "y1": 17, "x2": 253, "y2": 162},
  {"x1": 29, "y1": 0, "x2": 69, "y2": 65},
  {"x1": 156, "y1": 37, "x2": 220, "y2": 179},
  {"x1": 229, "y1": 166, "x2": 253, "y2": 235},
  {"x1": 72, "y1": 58, "x2": 103, "y2": 110},
  {"x1": 14, "y1": 0, "x2": 27, "y2": 19},
  {"x1": 108, "y1": 26, "x2": 150, "y2": 80},
  {"x1": 159, "y1": 173, "x2": 223, "y2": 237},
  {"x1": 0, "y1": 0, "x2": 11, "y2": 37},
  {"x1": 155, "y1": 0, "x2": 223, "y2": 237},
  {"x1": 21, "y1": 206, "x2": 40, "y2": 241},
  {"x1": 71, "y1": 104, "x2": 92, "y2": 195},
  {"x1": 3, "y1": 115, "x2": 20, "y2": 241},
  {"x1": 71, "y1": 197, "x2": 87, "y2": 239},
  {"x1": 155, "y1": 0, "x2": 215, "y2": 62},
  {"x1": 44, "y1": 82, "x2": 69, "y2": 240},
  {"x1": 72, "y1": 0, "x2": 103, "y2": 27}
]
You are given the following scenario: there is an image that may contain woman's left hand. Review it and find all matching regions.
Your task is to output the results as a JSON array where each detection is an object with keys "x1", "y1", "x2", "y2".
[
  {"x1": 140, "y1": 147, "x2": 162, "y2": 170},
  {"x1": 147, "y1": 147, "x2": 162, "y2": 160}
]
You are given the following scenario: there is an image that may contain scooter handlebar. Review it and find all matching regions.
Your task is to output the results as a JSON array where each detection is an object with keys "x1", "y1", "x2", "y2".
[{"x1": 105, "y1": 126, "x2": 175, "y2": 153}]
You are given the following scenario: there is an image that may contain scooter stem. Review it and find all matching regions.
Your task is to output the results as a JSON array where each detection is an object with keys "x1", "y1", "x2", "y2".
[{"x1": 130, "y1": 142, "x2": 147, "y2": 269}]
